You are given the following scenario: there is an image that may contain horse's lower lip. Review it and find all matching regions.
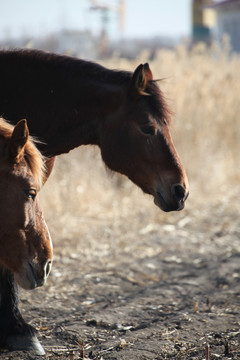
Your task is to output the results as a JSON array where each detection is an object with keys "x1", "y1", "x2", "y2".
[
  {"x1": 14, "y1": 262, "x2": 46, "y2": 290},
  {"x1": 28, "y1": 262, "x2": 46, "y2": 288},
  {"x1": 14, "y1": 263, "x2": 38, "y2": 290},
  {"x1": 154, "y1": 191, "x2": 170, "y2": 212},
  {"x1": 25, "y1": 262, "x2": 38, "y2": 289},
  {"x1": 154, "y1": 191, "x2": 185, "y2": 212},
  {"x1": 177, "y1": 201, "x2": 185, "y2": 211}
]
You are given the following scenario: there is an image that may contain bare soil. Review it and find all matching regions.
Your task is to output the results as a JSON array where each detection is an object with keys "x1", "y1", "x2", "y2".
[{"x1": 1, "y1": 150, "x2": 240, "y2": 360}]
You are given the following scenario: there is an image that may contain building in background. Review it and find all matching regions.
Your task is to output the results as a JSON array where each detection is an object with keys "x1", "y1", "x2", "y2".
[
  {"x1": 192, "y1": 0, "x2": 240, "y2": 53},
  {"x1": 212, "y1": 0, "x2": 240, "y2": 52},
  {"x1": 192, "y1": 0, "x2": 216, "y2": 44}
]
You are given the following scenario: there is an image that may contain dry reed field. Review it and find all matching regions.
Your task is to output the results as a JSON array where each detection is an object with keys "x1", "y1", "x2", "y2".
[{"x1": 2, "y1": 42, "x2": 240, "y2": 359}]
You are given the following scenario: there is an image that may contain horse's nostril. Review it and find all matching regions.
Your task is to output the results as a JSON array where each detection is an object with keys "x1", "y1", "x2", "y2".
[
  {"x1": 171, "y1": 184, "x2": 186, "y2": 202},
  {"x1": 45, "y1": 260, "x2": 52, "y2": 278}
]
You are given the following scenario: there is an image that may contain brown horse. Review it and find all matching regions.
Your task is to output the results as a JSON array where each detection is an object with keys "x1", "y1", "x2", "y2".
[
  {"x1": 0, "y1": 49, "x2": 188, "y2": 212},
  {"x1": 0, "y1": 49, "x2": 189, "y2": 353},
  {"x1": 0, "y1": 118, "x2": 52, "y2": 354}
]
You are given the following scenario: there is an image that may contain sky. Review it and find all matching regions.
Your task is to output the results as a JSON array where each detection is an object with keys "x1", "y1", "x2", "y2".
[{"x1": 0, "y1": 0, "x2": 191, "y2": 41}]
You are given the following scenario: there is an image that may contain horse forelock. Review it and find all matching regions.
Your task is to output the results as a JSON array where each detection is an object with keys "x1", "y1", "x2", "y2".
[
  {"x1": 146, "y1": 81, "x2": 173, "y2": 126},
  {"x1": 0, "y1": 118, "x2": 45, "y2": 188},
  {"x1": 24, "y1": 139, "x2": 45, "y2": 189}
]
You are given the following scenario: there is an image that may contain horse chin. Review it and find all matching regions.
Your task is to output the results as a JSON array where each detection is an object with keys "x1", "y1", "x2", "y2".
[
  {"x1": 14, "y1": 263, "x2": 39, "y2": 290},
  {"x1": 154, "y1": 195, "x2": 172, "y2": 212},
  {"x1": 153, "y1": 191, "x2": 185, "y2": 212}
]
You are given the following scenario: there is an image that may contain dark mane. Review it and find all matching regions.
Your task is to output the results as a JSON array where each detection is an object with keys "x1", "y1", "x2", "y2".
[
  {"x1": 3, "y1": 48, "x2": 132, "y2": 85},
  {"x1": 1, "y1": 49, "x2": 171, "y2": 125},
  {"x1": 0, "y1": 49, "x2": 173, "y2": 157}
]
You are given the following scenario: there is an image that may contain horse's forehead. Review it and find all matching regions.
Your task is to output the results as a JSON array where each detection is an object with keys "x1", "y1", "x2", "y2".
[
  {"x1": 12, "y1": 160, "x2": 37, "y2": 186},
  {"x1": 129, "y1": 95, "x2": 160, "y2": 118},
  {"x1": 128, "y1": 106, "x2": 160, "y2": 127}
]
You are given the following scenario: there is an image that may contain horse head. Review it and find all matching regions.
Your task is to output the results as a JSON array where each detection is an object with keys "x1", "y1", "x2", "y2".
[
  {"x1": 0, "y1": 119, "x2": 53, "y2": 289},
  {"x1": 100, "y1": 63, "x2": 189, "y2": 212}
]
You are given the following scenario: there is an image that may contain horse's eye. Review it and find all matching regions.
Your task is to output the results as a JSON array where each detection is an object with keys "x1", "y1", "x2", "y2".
[
  {"x1": 24, "y1": 189, "x2": 37, "y2": 200},
  {"x1": 140, "y1": 125, "x2": 156, "y2": 136}
]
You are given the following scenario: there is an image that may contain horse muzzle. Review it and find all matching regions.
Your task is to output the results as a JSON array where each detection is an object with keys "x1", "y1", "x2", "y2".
[
  {"x1": 14, "y1": 259, "x2": 52, "y2": 290},
  {"x1": 154, "y1": 183, "x2": 189, "y2": 212}
]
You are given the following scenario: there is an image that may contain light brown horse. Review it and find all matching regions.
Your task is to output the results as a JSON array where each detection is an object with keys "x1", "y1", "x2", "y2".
[{"x1": 0, "y1": 118, "x2": 53, "y2": 290}]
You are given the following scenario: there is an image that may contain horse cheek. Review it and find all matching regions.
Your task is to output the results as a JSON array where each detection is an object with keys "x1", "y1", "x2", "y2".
[
  {"x1": 0, "y1": 232, "x2": 26, "y2": 273},
  {"x1": 100, "y1": 125, "x2": 129, "y2": 174}
]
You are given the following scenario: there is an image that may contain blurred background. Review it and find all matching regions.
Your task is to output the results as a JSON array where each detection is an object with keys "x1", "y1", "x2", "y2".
[
  {"x1": 1, "y1": 0, "x2": 240, "y2": 58},
  {"x1": 0, "y1": 0, "x2": 239, "y2": 239}
]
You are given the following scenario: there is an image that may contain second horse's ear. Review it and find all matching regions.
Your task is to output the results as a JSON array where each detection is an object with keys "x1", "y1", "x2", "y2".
[
  {"x1": 42, "y1": 156, "x2": 56, "y2": 186},
  {"x1": 10, "y1": 119, "x2": 29, "y2": 163},
  {"x1": 130, "y1": 63, "x2": 153, "y2": 97}
]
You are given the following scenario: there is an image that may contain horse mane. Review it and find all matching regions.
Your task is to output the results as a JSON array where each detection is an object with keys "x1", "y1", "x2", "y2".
[
  {"x1": 3, "y1": 49, "x2": 172, "y2": 126},
  {"x1": 0, "y1": 118, "x2": 45, "y2": 188}
]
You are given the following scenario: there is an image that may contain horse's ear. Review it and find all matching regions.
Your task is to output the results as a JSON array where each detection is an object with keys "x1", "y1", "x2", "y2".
[
  {"x1": 143, "y1": 63, "x2": 153, "y2": 81},
  {"x1": 10, "y1": 119, "x2": 29, "y2": 162},
  {"x1": 42, "y1": 156, "x2": 56, "y2": 186},
  {"x1": 130, "y1": 63, "x2": 153, "y2": 97}
]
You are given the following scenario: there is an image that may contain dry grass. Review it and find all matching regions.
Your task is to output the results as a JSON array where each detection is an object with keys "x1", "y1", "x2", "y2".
[{"x1": 39, "y1": 42, "x2": 240, "y2": 244}]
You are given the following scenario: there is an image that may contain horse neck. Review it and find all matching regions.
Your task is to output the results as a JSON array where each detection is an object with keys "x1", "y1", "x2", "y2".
[
  {"x1": 0, "y1": 51, "x2": 129, "y2": 157},
  {"x1": 46, "y1": 80, "x2": 125, "y2": 156}
]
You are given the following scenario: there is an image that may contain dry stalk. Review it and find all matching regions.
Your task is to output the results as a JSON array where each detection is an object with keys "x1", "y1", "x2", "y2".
[{"x1": 205, "y1": 344, "x2": 210, "y2": 360}]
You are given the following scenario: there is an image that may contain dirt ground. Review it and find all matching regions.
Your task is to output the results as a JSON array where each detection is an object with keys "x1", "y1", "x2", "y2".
[{"x1": 1, "y1": 148, "x2": 240, "y2": 360}]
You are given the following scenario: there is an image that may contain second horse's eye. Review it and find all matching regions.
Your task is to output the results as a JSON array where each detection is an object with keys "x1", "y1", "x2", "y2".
[
  {"x1": 140, "y1": 125, "x2": 156, "y2": 136},
  {"x1": 24, "y1": 189, "x2": 37, "y2": 200}
]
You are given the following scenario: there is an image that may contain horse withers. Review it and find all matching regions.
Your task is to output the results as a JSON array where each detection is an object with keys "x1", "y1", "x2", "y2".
[{"x1": 0, "y1": 119, "x2": 52, "y2": 354}]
